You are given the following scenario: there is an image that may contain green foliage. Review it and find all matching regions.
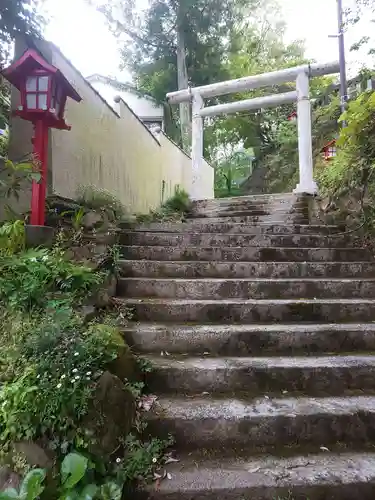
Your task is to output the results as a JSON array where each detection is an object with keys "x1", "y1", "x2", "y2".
[
  {"x1": 214, "y1": 149, "x2": 255, "y2": 196},
  {"x1": 1, "y1": 452, "x2": 123, "y2": 499},
  {"x1": 0, "y1": 159, "x2": 41, "y2": 200},
  {"x1": 161, "y1": 187, "x2": 190, "y2": 213},
  {"x1": 76, "y1": 186, "x2": 126, "y2": 220},
  {"x1": 97, "y1": 0, "x2": 257, "y2": 147},
  {"x1": 98, "y1": 0, "x2": 249, "y2": 97},
  {"x1": 317, "y1": 91, "x2": 375, "y2": 200},
  {"x1": 256, "y1": 88, "x2": 341, "y2": 194},
  {"x1": 0, "y1": 211, "x2": 172, "y2": 498},
  {"x1": 136, "y1": 187, "x2": 191, "y2": 222},
  {"x1": 60, "y1": 452, "x2": 89, "y2": 489},
  {"x1": 0, "y1": 248, "x2": 103, "y2": 311},
  {"x1": 116, "y1": 434, "x2": 174, "y2": 484},
  {"x1": 0, "y1": 79, "x2": 9, "y2": 158},
  {"x1": 0, "y1": 0, "x2": 43, "y2": 48},
  {"x1": 204, "y1": 9, "x2": 307, "y2": 163},
  {"x1": 261, "y1": 119, "x2": 299, "y2": 193},
  {"x1": 0, "y1": 307, "x2": 123, "y2": 448},
  {"x1": 0, "y1": 220, "x2": 25, "y2": 255},
  {"x1": 0, "y1": 468, "x2": 46, "y2": 500}
]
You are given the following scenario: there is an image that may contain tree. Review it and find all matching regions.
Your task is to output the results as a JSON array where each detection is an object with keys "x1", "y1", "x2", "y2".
[
  {"x1": 0, "y1": 0, "x2": 43, "y2": 63},
  {"x1": 0, "y1": 0, "x2": 44, "y2": 158},
  {"x1": 214, "y1": 148, "x2": 255, "y2": 197},
  {"x1": 204, "y1": 14, "x2": 306, "y2": 165},
  {"x1": 96, "y1": 0, "x2": 254, "y2": 150}
]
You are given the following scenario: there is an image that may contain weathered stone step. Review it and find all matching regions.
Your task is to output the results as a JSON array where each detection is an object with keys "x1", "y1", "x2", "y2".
[
  {"x1": 122, "y1": 323, "x2": 375, "y2": 356},
  {"x1": 145, "y1": 355, "x2": 375, "y2": 396},
  {"x1": 117, "y1": 278, "x2": 375, "y2": 300},
  {"x1": 122, "y1": 222, "x2": 342, "y2": 235},
  {"x1": 119, "y1": 260, "x2": 375, "y2": 279},
  {"x1": 191, "y1": 193, "x2": 304, "y2": 212},
  {"x1": 121, "y1": 298, "x2": 375, "y2": 323},
  {"x1": 188, "y1": 207, "x2": 308, "y2": 219},
  {"x1": 146, "y1": 451, "x2": 375, "y2": 500},
  {"x1": 194, "y1": 192, "x2": 298, "y2": 204},
  {"x1": 186, "y1": 214, "x2": 308, "y2": 224},
  {"x1": 120, "y1": 232, "x2": 351, "y2": 248},
  {"x1": 120, "y1": 246, "x2": 371, "y2": 262},
  {"x1": 147, "y1": 395, "x2": 375, "y2": 451}
]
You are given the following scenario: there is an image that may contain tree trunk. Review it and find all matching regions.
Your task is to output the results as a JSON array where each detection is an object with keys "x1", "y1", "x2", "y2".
[{"x1": 176, "y1": 21, "x2": 191, "y2": 152}]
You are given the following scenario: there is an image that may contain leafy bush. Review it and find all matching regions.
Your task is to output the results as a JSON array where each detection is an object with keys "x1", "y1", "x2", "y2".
[
  {"x1": 262, "y1": 119, "x2": 299, "y2": 193},
  {"x1": 0, "y1": 220, "x2": 25, "y2": 255},
  {"x1": 116, "y1": 434, "x2": 174, "y2": 485},
  {"x1": 0, "y1": 159, "x2": 41, "y2": 200},
  {"x1": 0, "y1": 452, "x2": 122, "y2": 500},
  {"x1": 0, "y1": 248, "x2": 103, "y2": 311},
  {"x1": 0, "y1": 222, "x2": 172, "y2": 497},
  {"x1": 161, "y1": 187, "x2": 190, "y2": 213},
  {"x1": 314, "y1": 91, "x2": 375, "y2": 231},
  {"x1": 76, "y1": 186, "x2": 126, "y2": 219},
  {"x1": 317, "y1": 91, "x2": 375, "y2": 199},
  {"x1": 0, "y1": 307, "x2": 123, "y2": 449},
  {"x1": 0, "y1": 468, "x2": 46, "y2": 500},
  {"x1": 136, "y1": 188, "x2": 191, "y2": 223}
]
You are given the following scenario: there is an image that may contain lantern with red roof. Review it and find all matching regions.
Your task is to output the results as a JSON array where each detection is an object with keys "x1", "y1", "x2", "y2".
[{"x1": 2, "y1": 49, "x2": 81, "y2": 226}]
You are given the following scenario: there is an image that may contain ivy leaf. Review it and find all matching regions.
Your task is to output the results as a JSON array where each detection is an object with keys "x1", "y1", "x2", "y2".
[
  {"x1": 99, "y1": 482, "x2": 122, "y2": 500},
  {"x1": 61, "y1": 453, "x2": 88, "y2": 490},
  {"x1": 19, "y1": 468, "x2": 46, "y2": 500},
  {"x1": 58, "y1": 492, "x2": 80, "y2": 500},
  {"x1": 79, "y1": 484, "x2": 98, "y2": 500},
  {"x1": 0, "y1": 488, "x2": 19, "y2": 499}
]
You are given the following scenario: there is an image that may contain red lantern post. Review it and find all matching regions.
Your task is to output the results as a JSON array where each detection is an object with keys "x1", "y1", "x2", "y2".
[{"x1": 2, "y1": 49, "x2": 81, "y2": 226}]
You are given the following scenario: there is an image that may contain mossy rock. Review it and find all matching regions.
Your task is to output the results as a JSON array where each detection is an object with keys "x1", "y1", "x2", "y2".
[
  {"x1": 108, "y1": 341, "x2": 140, "y2": 383},
  {"x1": 82, "y1": 371, "x2": 136, "y2": 460}
]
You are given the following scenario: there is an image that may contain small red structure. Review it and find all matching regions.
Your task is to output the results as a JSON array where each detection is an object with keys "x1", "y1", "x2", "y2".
[
  {"x1": 321, "y1": 139, "x2": 337, "y2": 161},
  {"x1": 2, "y1": 49, "x2": 81, "y2": 226},
  {"x1": 287, "y1": 111, "x2": 297, "y2": 121}
]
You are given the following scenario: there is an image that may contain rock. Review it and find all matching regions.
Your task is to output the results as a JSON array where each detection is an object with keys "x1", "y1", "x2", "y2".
[
  {"x1": 108, "y1": 341, "x2": 140, "y2": 383},
  {"x1": 0, "y1": 467, "x2": 21, "y2": 492},
  {"x1": 66, "y1": 245, "x2": 95, "y2": 263},
  {"x1": 82, "y1": 211, "x2": 104, "y2": 230},
  {"x1": 80, "y1": 305, "x2": 97, "y2": 323},
  {"x1": 13, "y1": 442, "x2": 55, "y2": 469},
  {"x1": 83, "y1": 371, "x2": 136, "y2": 459},
  {"x1": 92, "y1": 274, "x2": 117, "y2": 308}
]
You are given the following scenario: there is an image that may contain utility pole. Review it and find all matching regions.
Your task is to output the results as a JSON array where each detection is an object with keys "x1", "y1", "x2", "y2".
[{"x1": 337, "y1": 0, "x2": 348, "y2": 116}]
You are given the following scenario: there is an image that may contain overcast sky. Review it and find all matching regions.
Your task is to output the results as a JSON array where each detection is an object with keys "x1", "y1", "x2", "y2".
[{"x1": 43, "y1": 0, "x2": 373, "y2": 82}]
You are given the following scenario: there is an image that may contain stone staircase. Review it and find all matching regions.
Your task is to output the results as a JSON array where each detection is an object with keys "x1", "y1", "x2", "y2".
[{"x1": 118, "y1": 193, "x2": 375, "y2": 499}]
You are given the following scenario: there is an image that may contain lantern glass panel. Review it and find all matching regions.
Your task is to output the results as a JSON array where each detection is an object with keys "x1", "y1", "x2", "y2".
[
  {"x1": 38, "y1": 94, "x2": 48, "y2": 110},
  {"x1": 26, "y1": 94, "x2": 37, "y2": 109},
  {"x1": 26, "y1": 76, "x2": 37, "y2": 91},
  {"x1": 38, "y1": 76, "x2": 49, "y2": 92}
]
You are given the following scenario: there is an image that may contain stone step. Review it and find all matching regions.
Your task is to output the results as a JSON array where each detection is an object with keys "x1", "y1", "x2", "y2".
[
  {"x1": 120, "y1": 232, "x2": 351, "y2": 248},
  {"x1": 119, "y1": 260, "x2": 375, "y2": 279},
  {"x1": 145, "y1": 451, "x2": 375, "y2": 500},
  {"x1": 117, "y1": 277, "x2": 375, "y2": 300},
  {"x1": 145, "y1": 354, "x2": 375, "y2": 396},
  {"x1": 191, "y1": 193, "x2": 304, "y2": 212},
  {"x1": 147, "y1": 395, "x2": 375, "y2": 451},
  {"x1": 120, "y1": 246, "x2": 371, "y2": 262},
  {"x1": 188, "y1": 207, "x2": 308, "y2": 219},
  {"x1": 122, "y1": 323, "x2": 375, "y2": 356},
  {"x1": 121, "y1": 298, "x2": 375, "y2": 323},
  {"x1": 186, "y1": 214, "x2": 308, "y2": 224},
  {"x1": 122, "y1": 222, "x2": 342, "y2": 235}
]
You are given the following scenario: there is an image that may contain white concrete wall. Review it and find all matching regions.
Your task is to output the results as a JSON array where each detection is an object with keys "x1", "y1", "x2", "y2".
[{"x1": 89, "y1": 80, "x2": 164, "y2": 122}]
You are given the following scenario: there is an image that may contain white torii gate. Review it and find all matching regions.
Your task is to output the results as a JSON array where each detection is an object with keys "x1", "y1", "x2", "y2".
[{"x1": 166, "y1": 61, "x2": 340, "y2": 200}]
